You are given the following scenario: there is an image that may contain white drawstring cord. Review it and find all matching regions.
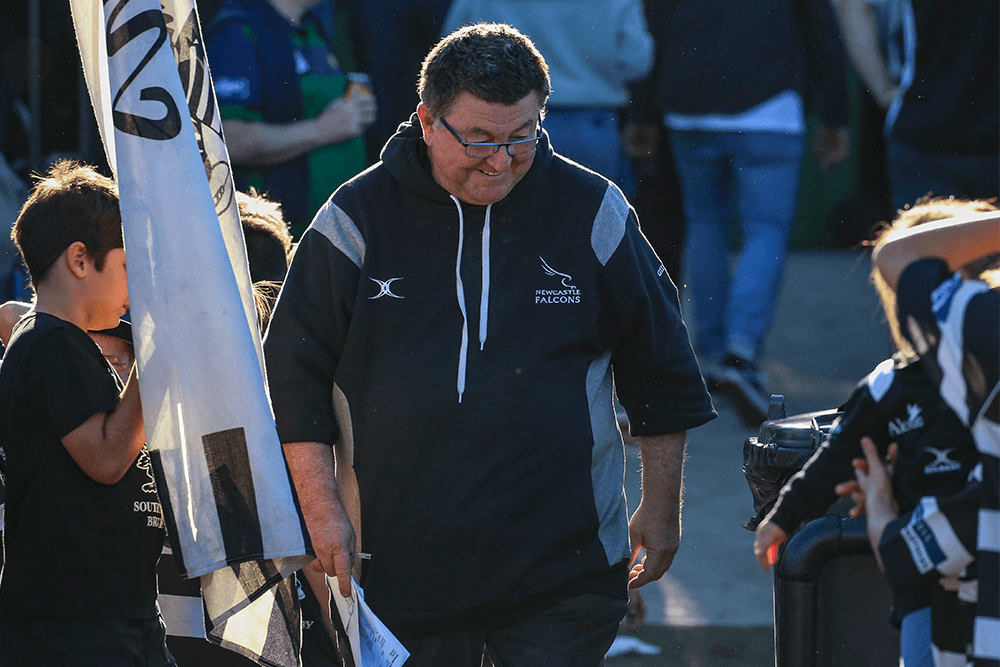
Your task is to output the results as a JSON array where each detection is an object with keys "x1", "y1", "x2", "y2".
[
  {"x1": 451, "y1": 196, "x2": 469, "y2": 403},
  {"x1": 479, "y1": 204, "x2": 492, "y2": 351},
  {"x1": 450, "y1": 197, "x2": 492, "y2": 402}
]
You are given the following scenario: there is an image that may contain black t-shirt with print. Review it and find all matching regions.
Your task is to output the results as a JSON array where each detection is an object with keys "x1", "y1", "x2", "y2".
[{"x1": 0, "y1": 312, "x2": 164, "y2": 619}]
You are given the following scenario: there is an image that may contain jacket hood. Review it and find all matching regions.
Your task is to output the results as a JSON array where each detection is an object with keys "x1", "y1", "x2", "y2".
[{"x1": 379, "y1": 112, "x2": 555, "y2": 208}]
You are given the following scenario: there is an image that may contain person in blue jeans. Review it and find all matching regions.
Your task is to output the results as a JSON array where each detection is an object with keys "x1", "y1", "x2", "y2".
[{"x1": 635, "y1": 0, "x2": 851, "y2": 426}]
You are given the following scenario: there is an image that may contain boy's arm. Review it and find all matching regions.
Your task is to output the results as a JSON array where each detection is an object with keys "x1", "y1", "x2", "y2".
[
  {"x1": 755, "y1": 378, "x2": 886, "y2": 570},
  {"x1": 872, "y1": 210, "x2": 1000, "y2": 290},
  {"x1": 60, "y1": 362, "x2": 145, "y2": 485}
]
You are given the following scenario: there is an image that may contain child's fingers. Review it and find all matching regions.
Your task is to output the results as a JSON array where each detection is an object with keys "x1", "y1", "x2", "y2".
[
  {"x1": 860, "y1": 436, "x2": 881, "y2": 464},
  {"x1": 835, "y1": 480, "x2": 860, "y2": 496}
]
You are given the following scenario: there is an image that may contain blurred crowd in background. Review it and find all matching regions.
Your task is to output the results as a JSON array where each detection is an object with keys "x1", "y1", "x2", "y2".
[{"x1": 0, "y1": 0, "x2": 996, "y2": 420}]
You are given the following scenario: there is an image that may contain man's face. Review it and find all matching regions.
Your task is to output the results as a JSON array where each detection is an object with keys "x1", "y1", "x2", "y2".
[
  {"x1": 419, "y1": 92, "x2": 540, "y2": 206},
  {"x1": 85, "y1": 247, "x2": 129, "y2": 332}
]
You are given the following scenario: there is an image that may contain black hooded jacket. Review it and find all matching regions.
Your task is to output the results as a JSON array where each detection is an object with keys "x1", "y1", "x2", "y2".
[{"x1": 263, "y1": 116, "x2": 715, "y2": 631}]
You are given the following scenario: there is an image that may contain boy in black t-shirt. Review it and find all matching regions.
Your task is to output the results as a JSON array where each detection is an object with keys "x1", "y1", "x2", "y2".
[{"x1": 0, "y1": 161, "x2": 173, "y2": 666}]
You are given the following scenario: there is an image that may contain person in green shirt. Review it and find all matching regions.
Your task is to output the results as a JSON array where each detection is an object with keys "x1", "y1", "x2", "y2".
[{"x1": 207, "y1": 0, "x2": 375, "y2": 237}]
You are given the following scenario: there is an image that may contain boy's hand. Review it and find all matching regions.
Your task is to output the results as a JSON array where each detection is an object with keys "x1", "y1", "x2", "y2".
[
  {"x1": 853, "y1": 437, "x2": 899, "y2": 571},
  {"x1": 836, "y1": 442, "x2": 898, "y2": 517},
  {"x1": 753, "y1": 519, "x2": 787, "y2": 572}
]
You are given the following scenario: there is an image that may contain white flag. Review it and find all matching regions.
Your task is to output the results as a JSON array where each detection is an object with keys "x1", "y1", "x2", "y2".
[{"x1": 69, "y1": 1, "x2": 313, "y2": 664}]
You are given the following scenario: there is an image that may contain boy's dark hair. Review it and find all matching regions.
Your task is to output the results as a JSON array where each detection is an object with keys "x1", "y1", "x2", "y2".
[
  {"x1": 238, "y1": 189, "x2": 292, "y2": 284},
  {"x1": 11, "y1": 160, "x2": 122, "y2": 288},
  {"x1": 419, "y1": 23, "x2": 551, "y2": 119}
]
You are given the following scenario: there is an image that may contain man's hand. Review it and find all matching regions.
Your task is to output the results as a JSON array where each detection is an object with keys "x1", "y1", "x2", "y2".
[
  {"x1": 303, "y1": 498, "x2": 358, "y2": 598},
  {"x1": 752, "y1": 518, "x2": 788, "y2": 572},
  {"x1": 812, "y1": 125, "x2": 851, "y2": 171},
  {"x1": 284, "y1": 441, "x2": 357, "y2": 598},
  {"x1": 315, "y1": 90, "x2": 377, "y2": 145},
  {"x1": 627, "y1": 499, "x2": 679, "y2": 589},
  {"x1": 628, "y1": 432, "x2": 686, "y2": 588}
]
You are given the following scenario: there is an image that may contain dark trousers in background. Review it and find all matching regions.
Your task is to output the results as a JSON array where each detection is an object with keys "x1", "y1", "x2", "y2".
[
  {"x1": 630, "y1": 126, "x2": 686, "y2": 284},
  {"x1": 0, "y1": 616, "x2": 177, "y2": 667}
]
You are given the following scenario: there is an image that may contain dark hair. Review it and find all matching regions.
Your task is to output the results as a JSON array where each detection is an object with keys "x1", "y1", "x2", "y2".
[
  {"x1": 11, "y1": 160, "x2": 122, "y2": 287},
  {"x1": 418, "y1": 23, "x2": 550, "y2": 118},
  {"x1": 238, "y1": 188, "x2": 292, "y2": 284}
]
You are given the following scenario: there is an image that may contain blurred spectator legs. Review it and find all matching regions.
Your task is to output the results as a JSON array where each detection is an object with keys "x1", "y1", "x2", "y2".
[{"x1": 670, "y1": 128, "x2": 805, "y2": 423}]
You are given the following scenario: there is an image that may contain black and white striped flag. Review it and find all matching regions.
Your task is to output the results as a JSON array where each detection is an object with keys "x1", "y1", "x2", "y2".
[{"x1": 68, "y1": 1, "x2": 313, "y2": 664}]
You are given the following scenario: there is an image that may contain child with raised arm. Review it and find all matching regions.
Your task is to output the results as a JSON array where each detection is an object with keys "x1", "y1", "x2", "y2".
[
  {"x1": 868, "y1": 204, "x2": 1000, "y2": 667},
  {"x1": 0, "y1": 161, "x2": 172, "y2": 665},
  {"x1": 753, "y1": 198, "x2": 997, "y2": 666}
]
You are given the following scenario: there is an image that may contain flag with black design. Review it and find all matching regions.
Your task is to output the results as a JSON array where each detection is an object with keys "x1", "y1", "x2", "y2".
[{"x1": 68, "y1": 1, "x2": 313, "y2": 665}]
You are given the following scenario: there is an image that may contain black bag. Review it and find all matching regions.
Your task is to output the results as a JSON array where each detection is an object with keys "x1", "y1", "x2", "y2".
[{"x1": 741, "y1": 395, "x2": 841, "y2": 530}]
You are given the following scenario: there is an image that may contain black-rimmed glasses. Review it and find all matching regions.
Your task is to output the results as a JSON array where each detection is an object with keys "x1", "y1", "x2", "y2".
[{"x1": 440, "y1": 116, "x2": 541, "y2": 158}]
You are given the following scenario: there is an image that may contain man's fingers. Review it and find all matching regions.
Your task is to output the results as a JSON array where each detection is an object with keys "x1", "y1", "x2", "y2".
[
  {"x1": 335, "y1": 571, "x2": 352, "y2": 598},
  {"x1": 628, "y1": 543, "x2": 643, "y2": 569},
  {"x1": 630, "y1": 547, "x2": 675, "y2": 588},
  {"x1": 332, "y1": 550, "x2": 354, "y2": 598}
]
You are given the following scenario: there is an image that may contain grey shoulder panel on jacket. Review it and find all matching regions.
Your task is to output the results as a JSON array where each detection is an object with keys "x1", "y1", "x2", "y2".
[
  {"x1": 311, "y1": 200, "x2": 366, "y2": 269},
  {"x1": 591, "y1": 183, "x2": 629, "y2": 266}
]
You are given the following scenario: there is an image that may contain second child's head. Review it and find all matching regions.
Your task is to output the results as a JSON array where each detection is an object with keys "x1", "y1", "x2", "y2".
[
  {"x1": 237, "y1": 189, "x2": 292, "y2": 331},
  {"x1": 11, "y1": 160, "x2": 128, "y2": 330}
]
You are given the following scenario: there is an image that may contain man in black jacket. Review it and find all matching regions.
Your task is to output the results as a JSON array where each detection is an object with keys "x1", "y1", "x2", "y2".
[{"x1": 264, "y1": 23, "x2": 715, "y2": 666}]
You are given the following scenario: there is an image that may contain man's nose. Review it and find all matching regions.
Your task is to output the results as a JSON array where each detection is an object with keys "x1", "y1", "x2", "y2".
[{"x1": 483, "y1": 147, "x2": 512, "y2": 170}]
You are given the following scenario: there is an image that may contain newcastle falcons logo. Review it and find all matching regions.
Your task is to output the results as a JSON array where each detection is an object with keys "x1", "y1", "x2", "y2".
[
  {"x1": 540, "y1": 257, "x2": 575, "y2": 288},
  {"x1": 369, "y1": 277, "x2": 404, "y2": 299},
  {"x1": 536, "y1": 257, "x2": 581, "y2": 304}
]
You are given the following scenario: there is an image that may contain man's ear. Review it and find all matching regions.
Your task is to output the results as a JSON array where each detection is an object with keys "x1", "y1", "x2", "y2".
[
  {"x1": 417, "y1": 104, "x2": 435, "y2": 141},
  {"x1": 65, "y1": 241, "x2": 91, "y2": 279}
]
